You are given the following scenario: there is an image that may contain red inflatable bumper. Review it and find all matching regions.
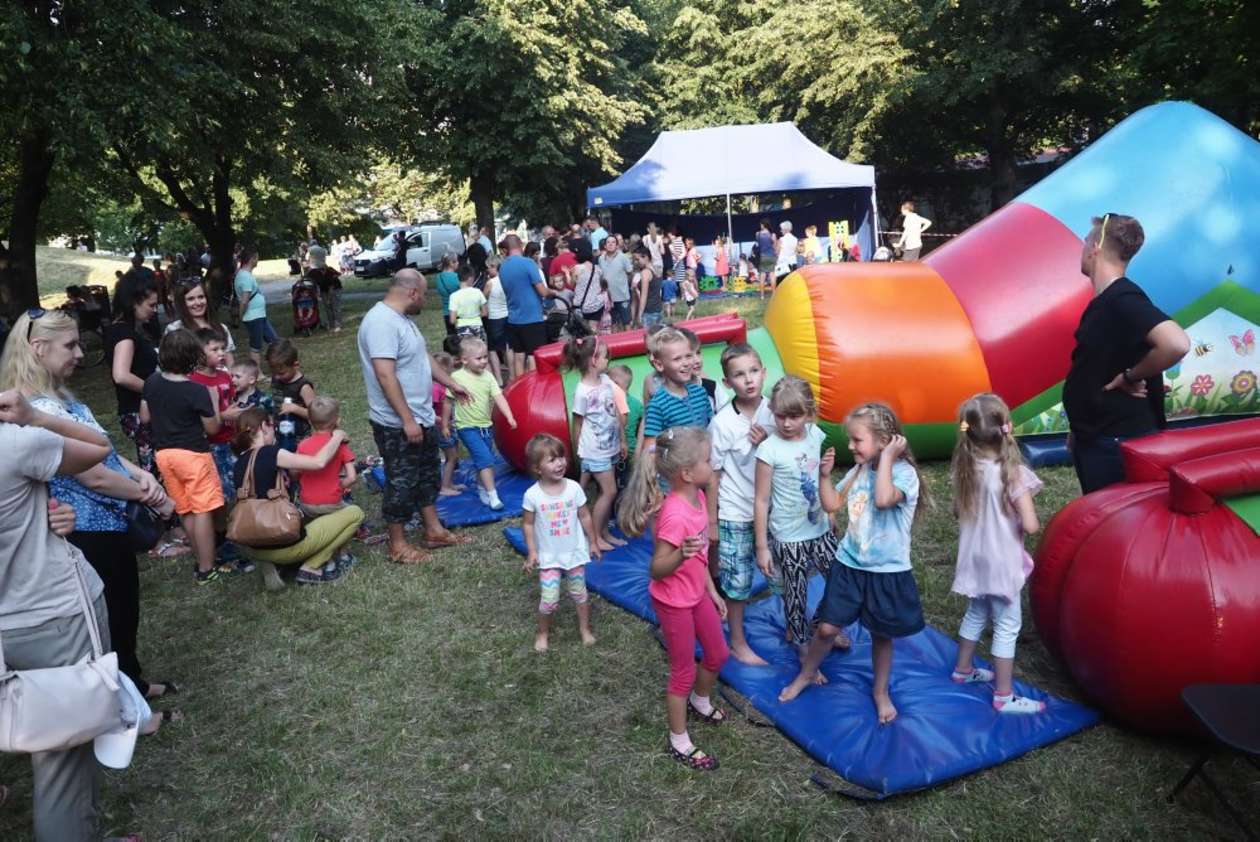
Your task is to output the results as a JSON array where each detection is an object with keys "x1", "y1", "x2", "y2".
[{"x1": 1031, "y1": 418, "x2": 1260, "y2": 735}]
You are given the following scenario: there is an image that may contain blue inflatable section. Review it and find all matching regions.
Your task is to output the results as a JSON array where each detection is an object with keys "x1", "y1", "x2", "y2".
[
  {"x1": 502, "y1": 529, "x2": 1099, "y2": 796},
  {"x1": 370, "y1": 461, "x2": 533, "y2": 527},
  {"x1": 1019, "y1": 101, "x2": 1260, "y2": 318},
  {"x1": 723, "y1": 577, "x2": 1100, "y2": 797},
  {"x1": 503, "y1": 526, "x2": 768, "y2": 621}
]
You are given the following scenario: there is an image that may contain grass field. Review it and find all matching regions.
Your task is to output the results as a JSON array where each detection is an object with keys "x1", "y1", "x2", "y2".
[{"x1": 1, "y1": 289, "x2": 1256, "y2": 840}]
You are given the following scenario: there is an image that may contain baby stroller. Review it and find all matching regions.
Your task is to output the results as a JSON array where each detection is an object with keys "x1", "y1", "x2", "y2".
[{"x1": 290, "y1": 277, "x2": 321, "y2": 337}]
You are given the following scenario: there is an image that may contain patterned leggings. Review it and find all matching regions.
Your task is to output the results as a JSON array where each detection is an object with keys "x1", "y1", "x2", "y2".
[
  {"x1": 119, "y1": 411, "x2": 156, "y2": 476},
  {"x1": 771, "y1": 531, "x2": 838, "y2": 643},
  {"x1": 539, "y1": 566, "x2": 588, "y2": 615}
]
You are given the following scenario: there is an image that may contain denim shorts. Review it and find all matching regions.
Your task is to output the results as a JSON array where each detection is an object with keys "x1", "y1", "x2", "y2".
[
  {"x1": 437, "y1": 429, "x2": 458, "y2": 450},
  {"x1": 610, "y1": 300, "x2": 631, "y2": 326},
  {"x1": 457, "y1": 426, "x2": 497, "y2": 471},
  {"x1": 641, "y1": 311, "x2": 663, "y2": 328},
  {"x1": 581, "y1": 456, "x2": 614, "y2": 474},
  {"x1": 243, "y1": 317, "x2": 278, "y2": 352}
]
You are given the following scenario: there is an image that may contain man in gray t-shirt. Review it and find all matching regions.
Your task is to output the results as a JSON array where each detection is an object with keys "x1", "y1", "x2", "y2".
[
  {"x1": 357, "y1": 269, "x2": 472, "y2": 562},
  {"x1": 597, "y1": 236, "x2": 633, "y2": 331}
]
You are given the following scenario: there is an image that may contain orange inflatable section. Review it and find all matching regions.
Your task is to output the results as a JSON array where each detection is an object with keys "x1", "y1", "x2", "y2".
[{"x1": 796, "y1": 263, "x2": 992, "y2": 424}]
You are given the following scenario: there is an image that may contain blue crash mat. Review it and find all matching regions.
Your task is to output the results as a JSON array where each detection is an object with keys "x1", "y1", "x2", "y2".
[
  {"x1": 504, "y1": 528, "x2": 1097, "y2": 796},
  {"x1": 370, "y1": 461, "x2": 533, "y2": 527},
  {"x1": 502, "y1": 526, "x2": 768, "y2": 622},
  {"x1": 720, "y1": 576, "x2": 1101, "y2": 797}
]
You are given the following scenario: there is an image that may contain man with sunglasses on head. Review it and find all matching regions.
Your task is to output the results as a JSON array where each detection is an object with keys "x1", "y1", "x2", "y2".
[{"x1": 1063, "y1": 213, "x2": 1190, "y2": 493}]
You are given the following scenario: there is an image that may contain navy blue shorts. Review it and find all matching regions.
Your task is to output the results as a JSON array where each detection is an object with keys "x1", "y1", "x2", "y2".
[
  {"x1": 243, "y1": 317, "x2": 278, "y2": 353},
  {"x1": 815, "y1": 562, "x2": 924, "y2": 639},
  {"x1": 457, "y1": 426, "x2": 497, "y2": 471}
]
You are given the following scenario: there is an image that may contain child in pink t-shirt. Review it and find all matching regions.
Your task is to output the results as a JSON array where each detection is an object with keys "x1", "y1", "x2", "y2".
[
  {"x1": 618, "y1": 426, "x2": 729, "y2": 772},
  {"x1": 434, "y1": 351, "x2": 463, "y2": 496}
]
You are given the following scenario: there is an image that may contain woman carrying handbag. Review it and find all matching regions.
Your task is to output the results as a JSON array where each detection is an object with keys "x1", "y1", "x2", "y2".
[
  {"x1": 230, "y1": 408, "x2": 364, "y2": 589},
  {"x1": 0, "y1": 385, "x2": 132, "y2": 842}
]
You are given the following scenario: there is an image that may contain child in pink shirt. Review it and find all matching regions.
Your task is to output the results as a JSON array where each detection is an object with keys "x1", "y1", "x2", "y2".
[
  {"x1": 434, "y1": 351, "x2": 463, "y2": 496},
  {"x1": 619, "y1": 426, "x2": 729, "y2": 772}
]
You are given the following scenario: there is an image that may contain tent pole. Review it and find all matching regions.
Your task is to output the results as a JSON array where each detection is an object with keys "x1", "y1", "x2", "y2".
[{"x1": 725, "y1": 192, "x2": 733, "y2": 266}]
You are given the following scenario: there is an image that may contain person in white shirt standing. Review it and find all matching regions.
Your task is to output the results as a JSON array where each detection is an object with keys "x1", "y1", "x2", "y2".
[{"x1": 895, "y1": 201, "x2": 932, "y2": 261}]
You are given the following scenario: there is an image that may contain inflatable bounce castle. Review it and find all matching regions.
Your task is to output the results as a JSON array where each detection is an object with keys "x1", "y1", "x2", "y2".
[{"x1": 498, "y1": 101, "x2": 1260, "y2": 465}]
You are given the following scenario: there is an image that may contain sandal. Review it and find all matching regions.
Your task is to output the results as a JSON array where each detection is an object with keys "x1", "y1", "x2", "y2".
[
  {"x1": 687, "y1": 700, "x2": 728, "y2": 725},
  {"x1": 422, "y1": 532, "x2": 473, "y2": 550},
  {"x1": 144, "y1": 680, "x2": 179, "y2": 700},
  {"x1": 666, "y1": 741, "x2": 719, "y2": 771},
  {"x1": 388, "y1": 545, "x2": 431, "y2": 565}
]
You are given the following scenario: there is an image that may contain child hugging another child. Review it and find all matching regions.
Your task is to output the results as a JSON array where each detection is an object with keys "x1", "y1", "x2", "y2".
[
  {"x1": 432, "y1": 351, "x2": 464, "y2": 497},
  {"x1": 521, "y1": 433, "x2": 601, "y2": 652},
  {"x1": 451, "y1": 336, "x2": 517, "y2": 510},
  {"x1": 779, "y1": 402, "x2": 929, "y2": 726},
  {"x1": 754, "y1": 376, "x2": 840, "y2": 651},
  {"x1": 142, "y1": 329, "x2": 225, "y2": 584},
  {"x1": 949, "y1": 393, "x2": 1045, "y2": 714},
  {"x1": 295, "y1": 396, "x2": 359, "y2": 570},
  {"x1": 563, "y1": 334, "x2": 627, "y2": 551},
  {"x1": 620, "y1": 426, "x2": 729, "y2": 772},
  {"x1": 708, "y1": 343, "x2": 775, "y2": 665},
  {"x1": 267, "y1": 339, "x2": 315, "y2": 452}
]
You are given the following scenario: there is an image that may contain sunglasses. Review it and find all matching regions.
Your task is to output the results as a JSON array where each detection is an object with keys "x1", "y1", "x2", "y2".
[
  {"x1": 1098, "y1": 212, "x2": 1119, "y2": 251},
  {"x1": 26, "y1": 307, "x2": 46, "y2": 341}
]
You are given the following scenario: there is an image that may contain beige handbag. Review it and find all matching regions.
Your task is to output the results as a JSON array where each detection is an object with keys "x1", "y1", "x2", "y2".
[
  {"x1": 0, "y1": 557, "x2": 122, "y2": 753},
  {"x1": 226, "y1": 448, "x2": 303, "y2": 548}
]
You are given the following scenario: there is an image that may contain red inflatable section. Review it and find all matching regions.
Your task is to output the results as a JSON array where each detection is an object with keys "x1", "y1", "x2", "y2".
[
  {"x1": 925, "y1": 202, "x2": 1091, "y2": 408},
  {"x1": 1031, "y1": 419, "x2": 1260, "y2": 735},
  {"x1": 498, "y1": 314, "x2": 748, "y2": 471}
]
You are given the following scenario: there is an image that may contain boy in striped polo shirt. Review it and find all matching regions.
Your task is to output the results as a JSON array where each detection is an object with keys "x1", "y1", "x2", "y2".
[{"x1": 642, "y1": 326, "x2": 713, "y2": 451}]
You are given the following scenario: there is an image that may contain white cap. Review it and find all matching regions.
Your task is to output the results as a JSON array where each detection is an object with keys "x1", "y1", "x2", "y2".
[{"x1": 94, "y1": 673, "x2": 150, "y2": 769}]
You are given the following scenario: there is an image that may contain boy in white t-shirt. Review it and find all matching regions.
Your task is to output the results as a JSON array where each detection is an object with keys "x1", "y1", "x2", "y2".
[
  {"x1": 707, "y1": 343, "x2": 775, "y2": 665},
  {"x1": 521, "y1": 433, "x2": 601, "y2": 652}
]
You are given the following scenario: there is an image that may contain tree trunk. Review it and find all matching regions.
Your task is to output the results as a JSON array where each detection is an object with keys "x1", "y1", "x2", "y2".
[
  {"x1": 470, "y1": 171, "x2": 495, "y2": 233},
  {"x1": 0, "y1": 130, "x2": 55, "y2": 319},
  {"x1": 986, "y1": 98, "x2": 1019, "y2": 211},
  {"x1": 204, "y1": 160, "x2": 236, "y2": 318}
]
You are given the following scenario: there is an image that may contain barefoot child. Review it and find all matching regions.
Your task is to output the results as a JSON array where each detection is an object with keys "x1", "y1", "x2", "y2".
[
  {"x1": 707, "y1": 343, "x2": 775, "y2": 665},
  {"x1": 564, "y1": 334, "x2": 626, "y2": 550},
  {"x1": 779, "y1": 402, "x2": 928, "y2": 725},
  {"x1": 949, "y1": 393, "x2": 1046, "y2": 714},
  {"x1": 142, "y1": 329, "x2": 225, "y2": 584},
  {"x1": 619, "y1": 426, "x2": 729, "y2": 771},
  {"x1": 754, "y1": 376, "x2": 839, "y2": 648},
  {"x1": 295, "y1": 396, "x2": 359, "y2": 570},
  {"x1": 521, "y1": 433, "x2": 601, "y2": 652},
  {"x1": 432, "y1": 351, "x2": 464, "y2": 497},
  {"x1": 451, "y1": 336, "x2": 517, "y2": 510}
]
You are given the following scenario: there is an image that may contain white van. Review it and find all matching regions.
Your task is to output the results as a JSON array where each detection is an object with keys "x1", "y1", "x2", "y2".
[{"x1": 353, "y1": 223, "x2": 467, "y2": 277}]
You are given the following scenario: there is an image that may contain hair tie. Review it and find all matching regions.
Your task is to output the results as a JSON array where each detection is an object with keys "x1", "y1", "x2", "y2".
[{"x1": 958, "y1": 421, "x2": 969, "y2": 433}]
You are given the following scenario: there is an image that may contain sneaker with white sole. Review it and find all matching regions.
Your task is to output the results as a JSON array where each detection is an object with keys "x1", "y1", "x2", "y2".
[
  {"x1": 951, "y1": 667, "x2": 995, "y2": 684},
  {"x1": 993, "y1": 694, "x2": 1046, "y2": 714}
]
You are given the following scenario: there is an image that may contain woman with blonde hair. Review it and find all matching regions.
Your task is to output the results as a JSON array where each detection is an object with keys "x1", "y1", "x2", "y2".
[{"x1": 0, "y1": 308, "x2": 179, "y2": 703}]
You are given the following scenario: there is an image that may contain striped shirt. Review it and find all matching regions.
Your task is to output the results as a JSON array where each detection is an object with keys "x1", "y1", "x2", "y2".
[{"x1": 643, "y1": 382, "x2": 713, "y2": 438}]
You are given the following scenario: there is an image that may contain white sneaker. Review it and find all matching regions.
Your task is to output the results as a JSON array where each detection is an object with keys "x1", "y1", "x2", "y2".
[
  {"x1": 993, "y1": 694, "x2": 1046, "y2": 714},
  {"x1": 952, "y1": 667, "x2": 995, "y2": 684},
  {"x1": 487, "y1": 491, "x2": 504, "y2": 511},
  {"x1": 477, "y1": 487, "x2": 490, "y2": 506}
]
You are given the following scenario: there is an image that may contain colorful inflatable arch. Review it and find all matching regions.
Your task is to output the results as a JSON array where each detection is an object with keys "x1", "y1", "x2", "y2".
[{"x1": 498, "y1": 102, "x2": 1260, "y2": 467}]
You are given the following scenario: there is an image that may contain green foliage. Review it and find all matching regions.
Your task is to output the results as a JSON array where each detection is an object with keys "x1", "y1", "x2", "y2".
[{"x1": 307, "y1": 159, "x2": 476, "y2": 234}]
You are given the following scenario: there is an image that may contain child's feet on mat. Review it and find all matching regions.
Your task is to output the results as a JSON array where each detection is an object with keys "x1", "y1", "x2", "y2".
[
  {"x1": 778, "y1": 671, "x2": 816, "y2": 702},
  {"x1": 438, "y1": 486, "x2": 462, "y2": 497},
  {"x1": 596, "y1": 538, "x2": 617, "y2": 552},
  {"x1": 601, "y1": 532, "x2": 626, "y2": 547},
  {"x1": 729, "y1": 643, "x2": 768, "y2": 666},
  {"x1": 993, "y1": 693, "x2": 1045, "y2": 714},
  {"x1": 874, "y1": 691, "x2": 897, "y2": 724},
  {"x1": 952, "y1": 666, "x2": 995, "y2": 684},
  {"x1": 832, "y1": 631, "x2": 852, "y2": 649}
]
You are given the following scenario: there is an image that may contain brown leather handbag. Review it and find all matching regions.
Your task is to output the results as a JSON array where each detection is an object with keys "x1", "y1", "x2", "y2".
[{"x1": 226, "y1": 449, "x2": 303, "y2": 548}]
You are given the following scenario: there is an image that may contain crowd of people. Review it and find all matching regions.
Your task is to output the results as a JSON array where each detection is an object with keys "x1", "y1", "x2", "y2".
[{"x1": 0, "y1": 205, "x2": 1188, "y2": 835}]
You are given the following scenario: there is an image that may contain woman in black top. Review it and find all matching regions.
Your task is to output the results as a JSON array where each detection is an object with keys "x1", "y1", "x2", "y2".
[
  {"x1": 231, "y1": 408, "x2": 364, "y2": 588},
  {"x1": 570, "y1": 238, "x2": 605, "y2": 333},
  {"x1": 106, "y1": 278, "x2": 160, "y2": 474}
]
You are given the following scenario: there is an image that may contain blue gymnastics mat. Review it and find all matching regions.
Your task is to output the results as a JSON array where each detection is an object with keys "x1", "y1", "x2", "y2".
[
  {"x1": 502, "y1": 526, "x2": 768, "y2": 623},
  {"x1": 505, "y1": 528, "x2": 1100, "y2": 797},
  {"x1": 720, "y1": 576, "x2": 1101, "y2": 797},
  {"x1": 369, "y1": 461, "x2": 532, "y2": 527}
]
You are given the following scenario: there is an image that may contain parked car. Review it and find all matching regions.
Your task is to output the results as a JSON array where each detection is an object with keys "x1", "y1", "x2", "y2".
[{"x1": 353, "y1": 223, "x2": 466, "y2": 277}]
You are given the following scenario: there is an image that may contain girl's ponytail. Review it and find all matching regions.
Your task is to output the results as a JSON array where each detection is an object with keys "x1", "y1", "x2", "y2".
[{"x1": 618, "y1": 444, "x2": 663, "y2": 537}]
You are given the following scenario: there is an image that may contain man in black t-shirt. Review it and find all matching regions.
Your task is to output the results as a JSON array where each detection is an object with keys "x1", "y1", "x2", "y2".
[{"x1": 1062, "y1": 213, "x2": 1190, "y2": 493}]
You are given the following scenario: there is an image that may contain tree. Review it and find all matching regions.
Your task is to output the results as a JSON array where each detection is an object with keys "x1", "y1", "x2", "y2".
[
  {"x1": 106, "y1": 0, "x2": 411, "y2": 302},
  {"x1": 0, "y1": 1, "x2": 151, "y2": 315},
  {"x1": 307, "y1": 159, "x2": 475, "y2": 236},
  {"x1": 400, "y1": 0, "x2": 649, "y2": 230}
]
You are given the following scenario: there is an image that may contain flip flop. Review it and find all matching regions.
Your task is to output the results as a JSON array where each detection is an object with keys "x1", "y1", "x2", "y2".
[
  {"x1": 422, "y1": 533, "x2": 473, "y2": 549},
  {"x1": 388, "y1": 545, "x2": 432, "y2": 565}
]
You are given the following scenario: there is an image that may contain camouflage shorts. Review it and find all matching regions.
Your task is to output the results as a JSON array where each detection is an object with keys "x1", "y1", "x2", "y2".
[{"x1": 371, "y1": 421, "x2": 441, "y2": 525}]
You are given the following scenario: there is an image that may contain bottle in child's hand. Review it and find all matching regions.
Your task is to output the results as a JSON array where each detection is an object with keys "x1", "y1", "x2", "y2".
[{"x1": 278, "y1": 398, "x2": 295, "y2": 437}]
